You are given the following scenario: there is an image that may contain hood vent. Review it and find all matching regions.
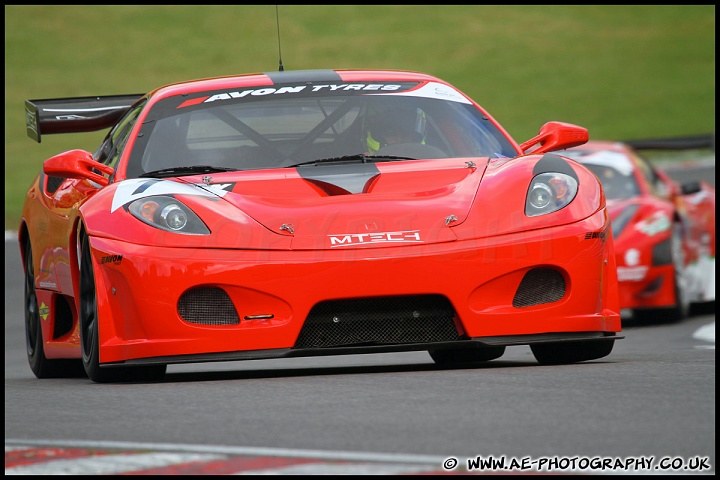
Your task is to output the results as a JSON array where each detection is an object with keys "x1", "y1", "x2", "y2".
[{"x1": 297, "y1": 164, "x2": 380, "y2": 195}]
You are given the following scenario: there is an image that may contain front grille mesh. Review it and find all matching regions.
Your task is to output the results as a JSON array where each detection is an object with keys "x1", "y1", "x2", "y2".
[
  {"x1": 178, "y1": 287, "x2": 240, "y2": 325},
  {"x1": 294, "y1": 294, "x2": 463, "y2": 349},
  {"x1": 512, "y1": 268, "x2": 566, "y2": 308}
]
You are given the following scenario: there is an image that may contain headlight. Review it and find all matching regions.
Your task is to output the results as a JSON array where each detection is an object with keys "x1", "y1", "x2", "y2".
[
  {"x1": 128, "y1": 195, "x2": 210, "y2": 235},
  {"x1": 525, "y1": 173, "x2": 578, "y2": 217}
]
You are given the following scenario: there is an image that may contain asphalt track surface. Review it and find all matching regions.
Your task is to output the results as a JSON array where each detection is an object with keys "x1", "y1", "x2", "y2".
[{"x1": 5, "y1": 161, "x2": 715, "y2": 475}]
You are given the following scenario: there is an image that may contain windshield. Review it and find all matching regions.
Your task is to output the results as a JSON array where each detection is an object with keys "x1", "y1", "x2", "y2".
[
  {"x1": 127, "y1": 81, "x2": 517, "y2": 178},
  {"x1": 562, "y1": 149, "x2": 641, "y2": 200}
]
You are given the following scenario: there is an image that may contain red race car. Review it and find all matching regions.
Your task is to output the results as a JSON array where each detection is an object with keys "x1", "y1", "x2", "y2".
[
  {"x1": 19, "y1": 69, "x2": 622, "y2": 382},
  {"x1": 563, "y1": 140, "x2": 715, "y2": 322}
]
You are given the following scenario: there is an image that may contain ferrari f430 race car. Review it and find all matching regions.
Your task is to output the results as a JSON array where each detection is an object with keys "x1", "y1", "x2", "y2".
[
  {"x1": 19, "y1": 69, "x2": 622, "y2": 382},
  {"x1": 563, "y1": 140, "x2": 715, "y2": 322}
]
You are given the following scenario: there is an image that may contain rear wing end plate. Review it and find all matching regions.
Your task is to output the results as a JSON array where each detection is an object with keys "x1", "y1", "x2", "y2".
[{"x1": 25, "y1": 94, "x2": 144, "y2": 143}]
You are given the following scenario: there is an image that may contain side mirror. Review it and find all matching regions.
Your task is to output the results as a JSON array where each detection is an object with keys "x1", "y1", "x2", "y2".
[
  {"x1": 519, "y1": 121, "x2": 589, "y2": 154},
  {"x1": 43, "y1": 149, "x2": 114, "y2": 187}
]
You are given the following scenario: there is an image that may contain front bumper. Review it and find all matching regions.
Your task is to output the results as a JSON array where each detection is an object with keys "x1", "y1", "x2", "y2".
[{"x1": 91, "y1": 210, "x2": 621, "y2": 364}]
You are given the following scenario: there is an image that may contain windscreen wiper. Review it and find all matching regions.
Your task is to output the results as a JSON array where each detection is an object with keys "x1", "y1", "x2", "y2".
[
  {"x1": 139, "y1": 165, "x2": 238, "y2": 178},
  {"x1": 287, "y1": 154, "x2": 416, "y2": 168}
]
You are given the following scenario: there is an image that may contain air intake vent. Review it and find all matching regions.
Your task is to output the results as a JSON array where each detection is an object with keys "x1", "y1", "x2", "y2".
[
  {"x1": 512, "y1": 268, "x2": 566, "y2": 308},
  {"x1": 53, "y1": 295, "x2": 74, "y2": 339},
  {"x1": 178, "y1": 287, "x2": 239, "y2": 325},
  {"x1": 294, "y1": 294, "x2": 463, "y2": 349},
  {"x1": 46, "y1": 176, "x2": 65, "y2": 194}
]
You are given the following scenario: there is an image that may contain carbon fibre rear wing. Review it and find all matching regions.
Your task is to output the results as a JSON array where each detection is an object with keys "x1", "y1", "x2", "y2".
[{"x1": 25, "y1": 94, "x2": 144, "y2": 143}]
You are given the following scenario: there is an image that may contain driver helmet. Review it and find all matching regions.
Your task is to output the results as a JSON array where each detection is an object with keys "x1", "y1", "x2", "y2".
[{"x1": 365, "y1": 107, "x2": 427, "y2": 154}]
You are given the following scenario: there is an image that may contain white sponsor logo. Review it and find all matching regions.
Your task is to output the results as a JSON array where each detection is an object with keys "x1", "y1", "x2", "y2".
[
  {"x1": 624, "y1": 248, "x2": 641, "y2": 266},
  {"x1": 635, "y1": 211, "x2": 671, "y2": 236},
  {"x1": 617, "y1": 265, "x2": 649, "y2": 282},
  {"x1": 54, "y1": 114, "x2": 89, "y2": 120},
  {"x1": 204, "y1": 84, "x2": 402, "y2": 103},
  {"x1": 202, "y1": 82, "x2": 471, "y2": 105},
  {"x1": 388, "y1": 82, "x2": 472, "y2": 104},
  {"x1": 111, "y1": 179, "x2": 230, "y2": 212},
  {"x1": 328, "y1": 230, "x2": 422, "y2": 247}
]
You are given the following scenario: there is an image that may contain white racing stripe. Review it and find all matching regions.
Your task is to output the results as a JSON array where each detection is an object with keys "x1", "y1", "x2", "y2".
[{"x1": 5, "y1": 452, "x2": 226, "y2": 475}]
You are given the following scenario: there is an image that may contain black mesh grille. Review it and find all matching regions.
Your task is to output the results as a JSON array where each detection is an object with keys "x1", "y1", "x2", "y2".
[
  {"x1": 46, "y1": 176, "x2": 64, "y2": 194},
  {"x1": 294, "y1": 294, "x2": 463, "y2": 349},
  {"x1": 178, "y1": 287, "x2": 239, "y2": 325},
  {"x1": 512, "y1": 268, "x2": 566, "y2": 308}
]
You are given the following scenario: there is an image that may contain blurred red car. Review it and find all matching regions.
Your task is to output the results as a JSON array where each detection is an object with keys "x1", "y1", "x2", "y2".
[{"x1": 563, "y1": 140, "x2": 715, "y2": 322}]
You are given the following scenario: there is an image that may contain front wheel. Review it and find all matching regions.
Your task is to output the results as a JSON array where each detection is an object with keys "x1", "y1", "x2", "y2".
[
  {"x1": 531, "y1": 340, "x2": 615, "y2": 365},
  {"x1": 79, "y1": 233, "x2": 166, "y2": 383}
]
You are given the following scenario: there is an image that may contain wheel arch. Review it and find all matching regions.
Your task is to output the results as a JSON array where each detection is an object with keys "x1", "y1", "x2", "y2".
[
  {"x1": 18, "y1": 221, "x2": 30, "y2": 274},
  {"x1": 71, "y1": 219, "x2": 89, "y2": 314}
]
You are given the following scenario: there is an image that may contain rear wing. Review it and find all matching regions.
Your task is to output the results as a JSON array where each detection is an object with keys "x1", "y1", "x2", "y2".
[
  {"x1": 25, "y1": 94, "x2": 144, "y2": 143},
  {"x1": 623, "y1": 133, "x2": 715, "y2": 151}
]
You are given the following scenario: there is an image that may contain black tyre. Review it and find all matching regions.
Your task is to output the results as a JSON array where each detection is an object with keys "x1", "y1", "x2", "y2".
[
  {"x1": 24, "y1": 236, "x2": 84, "y2": 378},
  {"x1": 690, "y1": 299, "x2": 715, "y2": 316},
  {"x1": 429, "y1": 345, "x2": 505, "y2": 365},
  {"x1": 663, "y1": 223, "x2": 690, "y2": 322},
  {"x1": 79, "y1": 233, "x2": 166, "y2": 383},
  {"x1": 531, "y1": 340, "x2": 615, "y2": 365}
]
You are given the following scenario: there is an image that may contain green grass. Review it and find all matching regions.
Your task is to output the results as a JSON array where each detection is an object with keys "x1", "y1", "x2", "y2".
[{"x1": 4, "y1": 5, "x2": 715, "y2": 230}]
